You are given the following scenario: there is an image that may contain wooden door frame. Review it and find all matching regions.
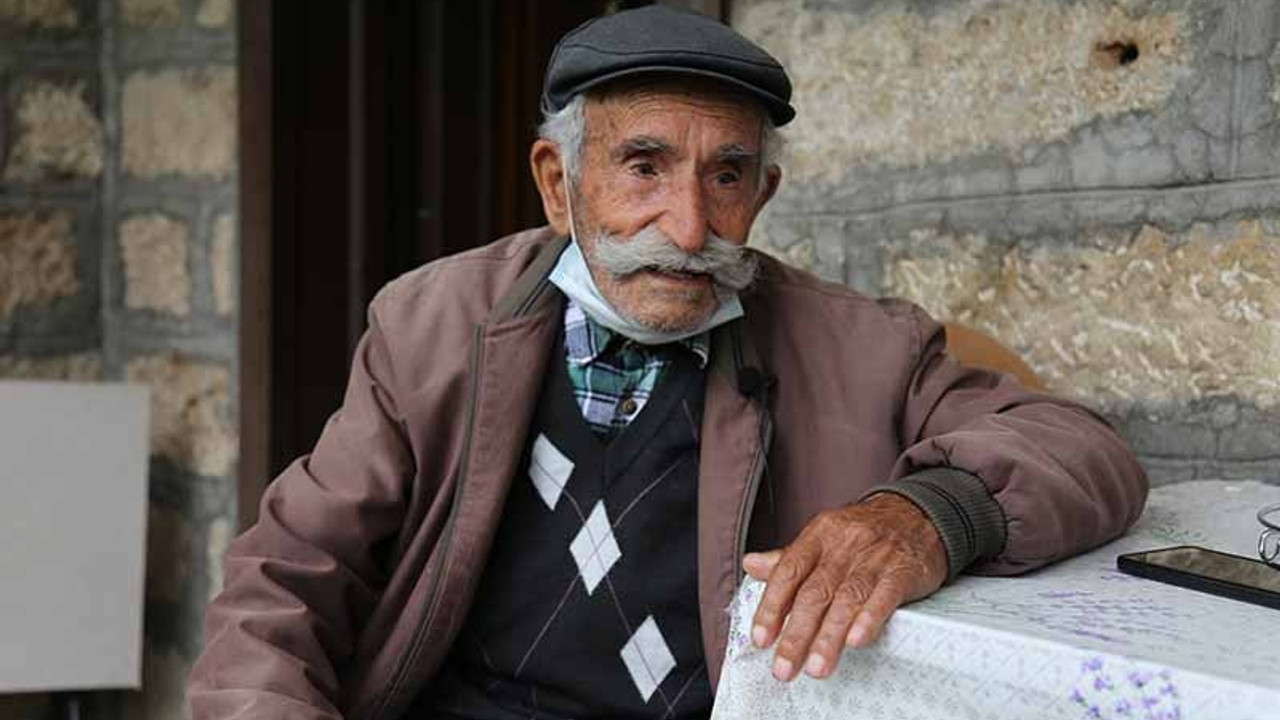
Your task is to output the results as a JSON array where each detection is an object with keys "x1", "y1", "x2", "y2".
[
  {"x1": 238, "y1": 0, "x2": 272, "y2": 529},
  {"x1": 236, "y1": 0, "x2": 730, "y2": 530}
]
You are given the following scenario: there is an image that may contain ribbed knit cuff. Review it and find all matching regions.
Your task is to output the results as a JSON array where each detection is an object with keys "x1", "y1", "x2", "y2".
[{"x1": 864, "y1": 468, "x2": 1007, "y2": 582}]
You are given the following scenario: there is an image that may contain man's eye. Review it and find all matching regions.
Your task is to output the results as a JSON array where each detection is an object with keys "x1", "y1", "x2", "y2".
[
  {"x1": 716, "y1": 171, "x2": 742, "y2": 186},
  {"x1": 629, "y1": 162, "x2": 658, "y2": 177}
]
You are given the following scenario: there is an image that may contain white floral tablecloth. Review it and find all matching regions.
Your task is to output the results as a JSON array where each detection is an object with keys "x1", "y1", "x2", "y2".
[{"x1": 712, "y1": 481, "x2": 1280, "y2": 720}]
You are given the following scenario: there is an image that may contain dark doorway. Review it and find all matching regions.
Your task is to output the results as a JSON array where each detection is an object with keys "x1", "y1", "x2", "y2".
[{"x1": 237, "y1": 0, "x2": 727, "y2": 528}]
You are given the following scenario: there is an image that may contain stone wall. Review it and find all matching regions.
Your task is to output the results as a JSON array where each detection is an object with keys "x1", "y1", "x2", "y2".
[
  {"x1": 734, "y1": 0, "x2": 1280, "y2": 486},
  {"x1": 0, "y1": 0, "x2": 236, "y2": 718}
]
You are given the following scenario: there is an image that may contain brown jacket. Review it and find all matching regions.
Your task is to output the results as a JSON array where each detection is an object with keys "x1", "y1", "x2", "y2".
[{"x1": 190, "y1": 228, "x2": 1147, "y2": 720}]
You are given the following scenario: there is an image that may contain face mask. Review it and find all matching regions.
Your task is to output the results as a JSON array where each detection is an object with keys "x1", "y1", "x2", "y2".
[{"x1": 548, "y1": 176, "x2": 744, "y2": 346}]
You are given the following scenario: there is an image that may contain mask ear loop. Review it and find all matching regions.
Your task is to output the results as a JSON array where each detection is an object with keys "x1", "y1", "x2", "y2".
[{"x1": 562, "y1": 171, "x2": 578, "y2": 243}]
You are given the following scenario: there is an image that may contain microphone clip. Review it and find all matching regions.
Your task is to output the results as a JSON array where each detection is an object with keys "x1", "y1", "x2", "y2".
[{"x1": 737, "y1": 367, "x2": 775, "y2": 403}]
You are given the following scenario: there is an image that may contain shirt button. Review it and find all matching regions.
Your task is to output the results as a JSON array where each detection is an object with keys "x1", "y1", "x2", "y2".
[{"x1": 619, "y1": 396, "x2": 639, "y2": 416}]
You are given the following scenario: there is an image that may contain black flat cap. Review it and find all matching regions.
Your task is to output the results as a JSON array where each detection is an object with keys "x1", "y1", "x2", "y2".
[{"x1": 542, "y1": 5, "x2": 795, "y2": 126}]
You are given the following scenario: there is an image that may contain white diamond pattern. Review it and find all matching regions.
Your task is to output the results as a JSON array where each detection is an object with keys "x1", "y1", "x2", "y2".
[
  {"x1": 529, "y1": 434, "x2": 574, "y2": 510},
  {"x1": 620, "y1": 615, "x2": 677, "y2": 703},
  {"x1": 569, "y1": 501, "x2": 621, "y2": 595}
]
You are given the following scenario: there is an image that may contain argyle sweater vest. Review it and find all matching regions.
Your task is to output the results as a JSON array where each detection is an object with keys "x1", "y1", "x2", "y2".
[{"x1": 417, "y1": 330, "x2": 711, "y2": 720}]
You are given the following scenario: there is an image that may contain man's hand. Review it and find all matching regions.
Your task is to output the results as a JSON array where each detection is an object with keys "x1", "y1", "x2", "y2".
[{"x1": 742, "y1": 493, "x2": 947, "y2": 681}]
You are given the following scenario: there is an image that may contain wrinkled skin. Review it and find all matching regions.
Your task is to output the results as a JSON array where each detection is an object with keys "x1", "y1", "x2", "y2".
[
  {"x1": 531, "y1": 77, "x2": 777, "y2": 332},
  {"x1": 744, "y1": 493, "x2": 947, "y2": 680},
  {"x1": 530, "y1": 79, "x2": 949, "y2": 681}
]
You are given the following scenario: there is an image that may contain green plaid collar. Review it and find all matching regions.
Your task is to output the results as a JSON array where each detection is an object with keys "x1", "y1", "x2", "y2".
[{"x1": 563, "y1": 298, "x2": 711, "y2": 437}]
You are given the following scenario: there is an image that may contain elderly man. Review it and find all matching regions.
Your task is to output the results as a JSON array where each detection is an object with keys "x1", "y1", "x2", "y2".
[{"x1": 191, "y1": 6, "x2": 1147, "y2": 720}]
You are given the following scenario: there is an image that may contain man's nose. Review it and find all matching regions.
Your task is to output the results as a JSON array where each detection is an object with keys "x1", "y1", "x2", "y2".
[{"x1": 661, "y1": 177, "x2": 709, "y2": 254}]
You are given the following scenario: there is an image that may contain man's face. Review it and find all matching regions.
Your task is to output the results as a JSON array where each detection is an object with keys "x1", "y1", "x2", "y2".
[{"x1": 569, "y1": 82, "x2": 775, "y2": 333}]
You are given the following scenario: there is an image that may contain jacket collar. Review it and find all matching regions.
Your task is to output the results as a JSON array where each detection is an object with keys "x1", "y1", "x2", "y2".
[{"x1": 487, "y1": 235, "x2": 568, "y2": 324}]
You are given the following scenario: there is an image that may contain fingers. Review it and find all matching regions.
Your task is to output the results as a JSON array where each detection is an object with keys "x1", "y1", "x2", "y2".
[
  {"x1": 844, "y1": 570, "x2": 911, "y2": 649},
  {"x1": 750, "y1": 543, "x2": 819, "y2": 653},
  {"x1": 790, "y1": 570, "x2": 877, "y2": 679},
  {"x1": 743, "y1": 550, "x2": 781, "y2": 580},
  {"x1": 762, "y1": 561, "x2": 914, "y2": 681},
  {"x1": 748, "y1": 498, "x2": 948, "y2": 683},
  {"x1": 768, "y1": 565, "x2": 848, "y2": 680}
]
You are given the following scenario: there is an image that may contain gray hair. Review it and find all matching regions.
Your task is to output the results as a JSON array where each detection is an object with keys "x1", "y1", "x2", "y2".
[
  {"x1": 538, "y1": 94, "x2": 590, "y2": 182},
  {"x1": 538, "y1": 92, "x2": 783, "y2": 194}
]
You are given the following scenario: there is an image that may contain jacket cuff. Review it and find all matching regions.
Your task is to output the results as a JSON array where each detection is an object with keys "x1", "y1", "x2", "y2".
[{"x1": 864, "y1": 467, "x2": 1007, "y2": 581}]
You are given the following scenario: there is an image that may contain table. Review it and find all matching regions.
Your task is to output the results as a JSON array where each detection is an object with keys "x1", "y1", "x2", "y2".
[{"x1": 711, "y1": 481, "x2": 1280, "y2": 720}]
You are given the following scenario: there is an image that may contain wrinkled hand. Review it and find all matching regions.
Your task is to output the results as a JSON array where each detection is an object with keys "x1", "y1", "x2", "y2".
[{"x1": 743, "y1": 493, "x2": 947, "y2": 682}]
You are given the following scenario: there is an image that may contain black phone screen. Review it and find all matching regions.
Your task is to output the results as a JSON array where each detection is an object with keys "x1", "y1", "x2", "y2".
[{"x1": 1118, "y1": 546, "x2": 1280, "y2": 609}]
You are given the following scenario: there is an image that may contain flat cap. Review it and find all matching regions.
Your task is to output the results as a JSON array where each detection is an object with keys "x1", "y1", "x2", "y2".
[{"x1": 542, "y1": 5, "x2": 795, "y2": 126}]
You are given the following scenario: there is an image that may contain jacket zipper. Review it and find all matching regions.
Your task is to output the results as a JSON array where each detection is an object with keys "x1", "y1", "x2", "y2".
[
  {"x1": 364, "y1": 323, "x2": 485, "y2": 720},
  {"x1": 734, "y1": 403, "x2": 773, "y2": 578}
]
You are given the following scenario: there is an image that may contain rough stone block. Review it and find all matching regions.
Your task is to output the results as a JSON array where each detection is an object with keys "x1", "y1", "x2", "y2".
[
  {"x1": 1271, "y1": 40, "x2": 1280, "y2": 112},
  {"x1": 1171, "y1": 128, "x2": 1210, "y2": 178},
  {"x1": 0, "y1": 211, "x2": 79, "y2": 322},
  {"x1": 1112, "y1": 413, "x2": 1217, "y2": 459},
  {"x1": 1137, "y1": 457, "x2": 1200, "y2": 487},
  {"x1": 734, "y1": 0, "x2": 1188, "y2": 181},
  {"x1": 882, "y1": 218, "x2": 1280, "y2": 414},
  {"x1": 1208, "y1": 0, "x2": 1274, "y2": 58},
  {"x1": 120, "y1": 213, "x2": 191, "y2": 317},
  {"x1": 1112, "y1": 146, "x2": 1178, "y2": 187},
  {"x1": 211, "y1": 213, "x2": 235, "y2": 316},
  {"x1": 1235, "y1": 60, "x2": 1272, "y2": 135},
  {"x1": 0, "y1": 0, "x2": 77, "y2": 28},
  {"x1": 4, "y1": 81, "x2": 103, "y2": 180},
  {"x1": 1215, "y1": 460, "x2": 1280, "y2": 482},
  {"x1": 1188, "y1": 57, "x2": 1234, "y2": 138},
  {"x1": 737, "y1": 0, "x2": 1280, "y2": 477},
  {"x1": 732, "y1": 0, "x2": 1280, "y2": 218},
  {"x1": 1235, "y1": 127, "x2": 1280, "y2": 180},
  {"x1": 120, "y1": 0, "x2": 179, "y2": 28},
  {"x1": 123, "y1": 68, "x2": 237, "y2": 179},
  {"x1": 1217, "y1": 405, "x2": 1280, "y2": 460},
  {"x1": 126, "y1": 352, "x2": 236, "y2": 477},
  {"x1": 0, "y1": 352, "x2": 101, "y2": 380},
  {"x1": 196, "y1": 0, "x2": 232, "y2": 28}
]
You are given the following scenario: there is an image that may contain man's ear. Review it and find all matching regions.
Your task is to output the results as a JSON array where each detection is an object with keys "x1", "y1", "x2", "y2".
[
  {"x1": 530, "y1": 139, "x2": 570, "y2": 236},
  {"x1": 756, "y1": 164, "x2": 782, "y2": 211}
]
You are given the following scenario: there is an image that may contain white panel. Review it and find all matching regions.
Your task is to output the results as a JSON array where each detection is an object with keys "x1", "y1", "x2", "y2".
[
  {"x1": 621, "y1": 615, "x2": 677, "y2": 702},
  {"x1": 0, "y1": 382, "x2": 150, "y2": 692},
  {"x1": 569, "y1": 501, "x2": 621, "y2": 595},
  {"x1": 529, "y1": 434, "x2": 574, "y2": 510}
]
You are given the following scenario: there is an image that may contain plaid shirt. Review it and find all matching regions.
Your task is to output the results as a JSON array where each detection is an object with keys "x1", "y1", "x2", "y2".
[{"x1": 563, "y1": 298, "x2": 710, "y2": 439}]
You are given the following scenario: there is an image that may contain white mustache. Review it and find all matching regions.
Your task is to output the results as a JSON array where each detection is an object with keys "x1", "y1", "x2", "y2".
[{"x1": 589, "y1": 224, "x2": 759, "y2": 291}]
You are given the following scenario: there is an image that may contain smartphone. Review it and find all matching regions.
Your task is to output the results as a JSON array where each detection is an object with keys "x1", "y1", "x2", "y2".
[{"x1": 1116, "y1": 545, "x2": 1280, "y2": 610}]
